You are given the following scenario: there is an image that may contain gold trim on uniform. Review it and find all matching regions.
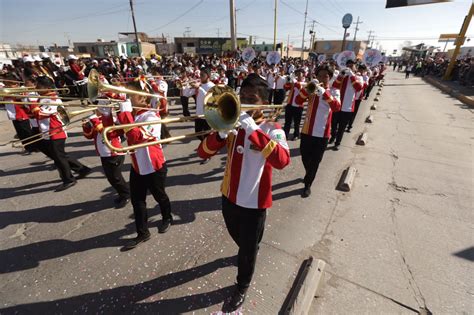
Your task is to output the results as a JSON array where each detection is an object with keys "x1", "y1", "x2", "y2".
[{"x1": 262, "y1": 140, "x2": 277, "y2": 159}]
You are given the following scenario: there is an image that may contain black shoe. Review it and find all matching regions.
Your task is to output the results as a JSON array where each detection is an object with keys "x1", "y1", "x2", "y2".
[
  {"x1": 54, "y1": 180, "x2": 77, "y2": 192},
  {"x1": 122, "y1": 233, "x2": 151, "y2": 251},
  {"x1": 222, "y1": 287, "x2": 247, "y2": 313},
  {"x1": 158, "y1": 218, "x2": 173, "y2": 234},
  {"x1": 114, "y1": 196, "x2": 130, "y2": 208},
  {"x1": 328, "y1": 137, "x2": 335, "y2": 144},
  {"x1": 200, "y1": 158, "x2": 210, "y2": 165},
  {"x1": 76, "y1": 167, "x2": 92, "y2": 179},
  {"x1": 301, "y1": 187, "x2": 311, "y2": 198},
  {"x1": 333, "y1": 145, "x2": 340, "y2": 151},
  {"x1": 345, "y1": 127, "x2": 352, "y2": 133},
  {"x1": 293, "y1": 135, "x2": 299, "y2": 141}
]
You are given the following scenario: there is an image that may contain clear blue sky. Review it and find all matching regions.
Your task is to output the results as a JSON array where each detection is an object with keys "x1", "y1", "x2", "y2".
[{"x1": 1, "y1": 0, "x2": 472, "y2": 54}]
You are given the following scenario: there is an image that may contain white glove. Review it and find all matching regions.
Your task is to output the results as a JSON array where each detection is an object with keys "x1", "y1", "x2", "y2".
[
  {"x1": 119, "y1": 99, "x2": 133, "y2": 112},
  {"x1": 316, "y1": 86, "x2": 325, "y2": 97},
  {"x1": 218, "y1": 131, "x2": 228, "y2": 140},
  {"x1": 238, "y1": 112, "x2": 259, "y2": 134}
]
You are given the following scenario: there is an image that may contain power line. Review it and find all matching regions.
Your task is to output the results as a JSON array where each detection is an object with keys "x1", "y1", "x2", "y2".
[{"x1": 147, "y1": 0, "x2": 204, "y2": 33}]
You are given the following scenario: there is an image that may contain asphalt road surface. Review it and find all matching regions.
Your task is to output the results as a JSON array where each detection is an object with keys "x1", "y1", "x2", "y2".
[{"x1": 0, "y1": 70, "x2": 472, "y2": 314}]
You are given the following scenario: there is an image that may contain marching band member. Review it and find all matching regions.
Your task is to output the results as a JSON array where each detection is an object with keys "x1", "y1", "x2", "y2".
[
  {"x1": 218, "y1": 67, "x2": 228, "y2": 85},
  {"x1": 283, "y1": 69, "x2": 308, "y2": 140},
  {"x1": 297, "y1": 65, "x2": 341, "y2": 197},
  {"x1": 330, "y1": 60, "x2": 364, "y2": 150},
  {"x1": 2, "y1": 75, "x2": 36, "y2": 154},
  {"x1": 177, "y1": 72, "x2": 191, "y2": 117},
  {"x1": 118, "y1": 79, "x2": 173, "y2": 250},
  {"x1": 197, "y1": 74, "x2": 290, "y2": 312},
  {"x1": 149, "y1": 73, "x2": 171, "y2": 140},
  {"x1": 182, "y1": 68, "x2": 215, "y2": 164},
  {"x1": 273, "y1": 67, "x2": 287, "y2": 105},
  {"x1": 346, "y1": 64, "x2": 368, "y2": 133},
  {"x1": 266, "y1": 66, "x2": 276, "y2": 104},
  {"x1": 31, "y1": 76, "x2": 91, "y2": 191},
  {"x1": 82, "y1": 107, "x2": 131, "y2": 208}
]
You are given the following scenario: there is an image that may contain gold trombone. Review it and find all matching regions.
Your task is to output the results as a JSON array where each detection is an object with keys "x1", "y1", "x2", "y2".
[
  {"x1": 1, "y1": 106, "x2": 98, "y2": 147},
  {"x1": 102, "y1": 85, "x2": 285, "y2": 153},
  {"x1": 0, "y1": 87, "x2": 70, "y2": 94}
]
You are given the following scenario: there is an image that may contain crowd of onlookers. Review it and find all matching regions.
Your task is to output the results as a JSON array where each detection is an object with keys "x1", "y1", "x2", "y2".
[{"x1": 390, "y1": 56, "x2": 474, "y2": 87}]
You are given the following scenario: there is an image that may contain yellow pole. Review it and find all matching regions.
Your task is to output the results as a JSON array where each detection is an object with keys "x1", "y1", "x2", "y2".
[
  {"x1": 273, "y1": 0, "x2": 278, "y2": 51},
  {"x1": 443, "y1": 3, "x2": 473, "y2": 80}
]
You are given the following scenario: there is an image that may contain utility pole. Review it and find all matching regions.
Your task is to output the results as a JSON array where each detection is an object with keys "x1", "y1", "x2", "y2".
[
  {"x1": 444, "y1": 3, "x2": 473, "y2": 80},
  {"x1": 129, "y1": 0, "x2": 141, "y2": 56},
  {"x1": 287, "y1": 34, "x2": 290, "y2": 58},
  {"x1": 184, "y1": 27, "x2": 191, "y2": 37},
  {"x1": 300, "y1": 0, "x2": 309, "y2": 58},
  {"x1": 229, "y1": 0, "x2": 237, "y2": 50},
  {"x1": 273, "y1": 0, "x2": 278, "y2": 51},
  {"x1": 353, "y1": 16, "x2": 363, "y2": 41},
  {"x1": 309, "y1": 20, "x2": 315, "y2": 51},
  {"x1": 217, "y1": 28, "x2": 221, "y2": 38},
  {"x1": 367, "y1": 30, "x2": 375, "y2": 48}
]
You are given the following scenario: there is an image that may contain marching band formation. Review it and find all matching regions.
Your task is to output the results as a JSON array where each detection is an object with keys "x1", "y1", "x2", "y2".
[{"x1": 0, "y1": 48, "x2": 386, "y2": 312}]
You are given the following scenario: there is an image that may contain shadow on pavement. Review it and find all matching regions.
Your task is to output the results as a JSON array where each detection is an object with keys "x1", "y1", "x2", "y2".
[{"x1": 0, "y1": 256, "x2": 236, "y2": 314}]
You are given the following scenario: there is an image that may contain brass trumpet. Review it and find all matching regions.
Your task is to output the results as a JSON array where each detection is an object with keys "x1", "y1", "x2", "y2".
[{"x1": 102, "y1": 85, "x2": 284, "y2": 152}]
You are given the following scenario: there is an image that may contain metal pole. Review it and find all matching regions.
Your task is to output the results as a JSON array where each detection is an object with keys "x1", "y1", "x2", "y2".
[
  {"x1": 300, "y1": 0, "x2": 309, "y2": 58},
  {"x1": 287, "y1": 34, "x2": 290, "y2": 58},
  {"x1": 341, "y1": 28, "x2": 347, "y2": 51},
  {"x1": 273, "y1": 0, "x2": 278, "y2": 51},
  {"x1": 129, "y1": 0, "x2": 141, "y2": 56},
  {"x1": 443, "y1": 3, "x2": 473, "y2": 80},
  {"x1": 230, "y1": 0, "x2": 237, "y2": 51}
]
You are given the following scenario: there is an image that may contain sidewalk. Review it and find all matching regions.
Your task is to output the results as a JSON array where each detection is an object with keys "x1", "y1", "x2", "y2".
[{"x1": 423, "y1": 75, "x2": 474, "y2": 107}]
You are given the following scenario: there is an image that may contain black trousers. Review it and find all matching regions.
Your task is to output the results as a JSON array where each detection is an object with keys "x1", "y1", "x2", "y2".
[
  {"x1": 101, "y1": 156, "x2": 130, "y2": 199},
  {"x1": 129, "y1": 166, "x2": 172, "y2": 236},
  {"x1": 267, "y1": 89, "x2": 274, "y2": 104},
  {"x1": 273, "y1": 89, "x2": 286, "y2": 105},
  {"x1": 300, "y1": 134, "x2": 328, "y2": 188},
  {"x1": 364, "y1": 83, "x2": 374, "y2": 99},
  {"x1": 348, "y1": 99, "x2": 362, "y2": 129},
  {"x1": 195, "y1": 118, "x2": 211, "y2": 141},
  {"x1": 180, "y1": 96, "x2": 190, "y2": 117},
  {"x1": 221, "y1": 196, "x2": 266, "y2": 290},
  {"x1": 46, "y1": 139, "x2": 88, "y2": 183},
  {"x1": 283, "y1": 105, "x2": 303, "y2": 138},
  {"x1": 161, "y1": 124, "x2": 171, "y2": 139},
  {"x1": 331, "y1": 111, "x2": 352, "y2": 146},
  {"x1": 12, "y1": 120, "x2": 35, "y2": 152}
]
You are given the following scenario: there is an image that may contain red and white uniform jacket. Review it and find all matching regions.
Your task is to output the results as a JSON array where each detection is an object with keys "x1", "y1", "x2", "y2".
[
  {"x1": 198, "y1": 121, "x2": 290, "y2": 209},
  {"x1": 5, "y1": 96, "x2": 30, "y2": 121},
  {"x1": 356, "y1": 74, "x2": 369, "y2": 101},
  {"x1": 284, "y1": 80, "x2": 308, "y2": 108},
  {"x1": 300, "y1": 88, "x2": 341, "y2": 138},
  {"x1": 31, "y1": 94, "x2": 67, "y2": 140},
  {"x1": 22, "y1": 92, "x2": 40, "y2": 127},
  {"x1": 217, "y1": 75, "x2": 228, "y2": 85},
  {"x1": 118, "y1": 108, "x2": 165, "y2": 175},
  {"x1": 183, "y1": 81, "x2": 215, "y2": 116},
  {"x1": 83, "y1": 111, "x2": 123, "y2": 157},
  {"x1": 332, "y1": 73, "x2": 364, "y2": 112},
  {"x1": 149, "y1": 79, "x2": 168, "y2": 116}
]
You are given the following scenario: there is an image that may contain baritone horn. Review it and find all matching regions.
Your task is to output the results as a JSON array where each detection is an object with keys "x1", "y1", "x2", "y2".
[{"x1": 102, "y1": 85, "x2": 284, "y2": 153}]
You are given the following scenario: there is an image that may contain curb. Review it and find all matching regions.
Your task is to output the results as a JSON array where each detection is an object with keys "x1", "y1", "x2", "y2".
[
  {"x1": 283, "y1": 257, "x2": 327, "y2": 315},
  {"x1": 423, "y1": 76, "x2": 474, "y2": 107}
]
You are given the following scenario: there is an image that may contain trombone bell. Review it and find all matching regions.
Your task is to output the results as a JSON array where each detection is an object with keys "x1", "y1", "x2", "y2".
[{"x1": 203, "y1": 85, "x2": 240, "y2": 132}]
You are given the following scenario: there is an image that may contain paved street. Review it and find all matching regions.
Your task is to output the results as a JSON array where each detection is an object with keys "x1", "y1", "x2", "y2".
[{"x1": 0, "y1": 70, "x2": 472, "y2": 314}]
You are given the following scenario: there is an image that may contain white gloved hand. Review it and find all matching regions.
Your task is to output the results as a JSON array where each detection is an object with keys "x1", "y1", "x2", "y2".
[
  {"x1": 119, "y1": 99, "x2": 133, "y2": 112},
  {"x1": 238, "y1": 112, "x2": 259, "y2": 134},
  {"x1": 316, "y1": 86, "x2": 326, "y2": 97},
  {"x1": 218, "y1": 131, "x2": 228, "y2": 140}
]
